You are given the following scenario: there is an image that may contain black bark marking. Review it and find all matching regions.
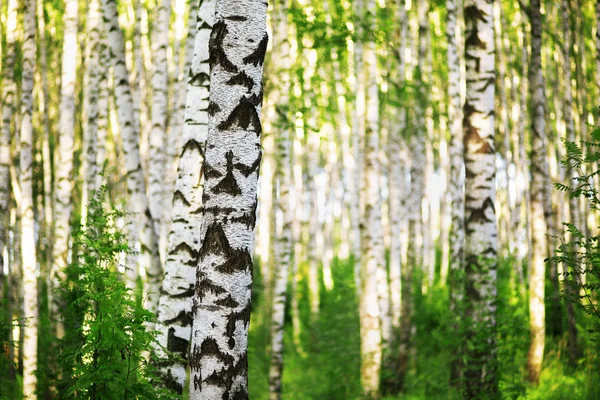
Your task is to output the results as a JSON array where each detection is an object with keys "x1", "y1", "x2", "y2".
[
  {"x1": 180, "y1": 138, "x2": 204, "y2": 157},
  {"x1": 234, "y1": 153, "x2": 261, "y2": 177},
  {"x1": 466, "y1": 197, "x2": 495, "y2": 225},
  {"x1": 199, "y1": 337, "x2": 235, "y2": 365},
  {"x1": 243, "y1": 33, "x2": 268, "y2": 66},
  {"x1": 209, "y1": 20, "x2": 238, "y2": 73},
  {"x1": 173, "y1": 190, "x2": 192, "y2": 207},
  {"x1": 169, "y1": 241, "x2": 200, "y2": 259},
  {"x1": 205, "y1": 160, "x2": 224, "y2": 179},
  {"x1": 203, "y1": 353, "x2": 248, "y2": 399},
  {"x1": 197, "y1": 277, "x2": 227, "y2": 301},
  {"x1": 225, "y1": 302, "x2": 251, "y2": 349},
  {"x1": 200, "y1": 222, "x2": 231, "y2": 259},
  {"x1": 214, "y1": 151, "x2": 242, "y2": 196},
  {"x1": 164, "y1": 285, "x2": 195, "y2": 299},
  {"x1": 225, "y1": 15, "x2": 247, "y2": 21},
  {"x1": 208, "y1": 101, "x2": 222, "y2": 116},
  {"x1": 230, "y1": 212, "x2": 256, "y2": 229},
  {"x1": 215, "y1": 248, "x2": 252, "y2": 274},
  {"x1": 217, "y1": 96, "x2": 262, "y2": 134},
  {"x1": 167, "y1": 327, "x2": 190, "y2": 355},
  {"x1": 463, "y1": 102, "x2": 493, "y2": 154},
  {"x1": 226, "y1": 72, "x2": 254, "y2": 92},
  {"x1": 215, "y1": 294, "x2": 240, "y2": 308},
  {"x1": 189, "y1": 71, "x2": 210, "y2": 86}
]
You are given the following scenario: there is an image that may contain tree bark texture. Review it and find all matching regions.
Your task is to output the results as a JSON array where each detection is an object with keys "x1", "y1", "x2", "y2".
[
  {"x1": 20, "y1": 0, "x2": 39, "y2": 396},
  {"x1": 155, "y1": 0, "x2": 213, "y2": 393},
  {"x1": 527, "y1": 0, "x2": 548, "y2": 385},
  {"x1": 101, "y1": 0, "x2": 162, "y2": 311},
  {"x1": 268, "y1": 0, "x2": 293, "y2": 398},
  {"x1": 463, "y1": 1, "x2": 498, "y2": 397},
  {"x1": 189, "y1": 1, "x2": 267, "y2": 398}
]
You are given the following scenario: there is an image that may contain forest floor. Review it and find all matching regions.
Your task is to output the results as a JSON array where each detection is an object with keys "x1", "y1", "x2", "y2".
[{"x1": 248, "y1": 258, "x2": 600, "y2": 400}]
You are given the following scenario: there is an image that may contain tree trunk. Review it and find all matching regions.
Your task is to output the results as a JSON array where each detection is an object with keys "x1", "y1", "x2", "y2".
[
  {"x1": 447, "y1": 0, "x2": 465, "y2": 386},
  {"x1": 154, "y1": 0, "x2": 213, "y2": 393},
  {"x1": 20, "y1": 0, "x2": 39, "y2": 396},
  {"x1": 101, "y1": 0, "x2": 162, "y2": 311},
  {"x1": 82, "y1": 0, "x2": 103, "y2": 214},
  {"x1": 268, "y1": 3, "x2": 293, "y2": 398},
  {"x1": 0, "y1": 0, "x2": 18, "y2": 283},
  {"x1": 358, "y1": 2, "x2": 383, "y2": 398},
  {"x1": 463, "y1": 1, "x2": 498, "y2": 397},
  {"x1": 188, "y1": 1, "x2": 267, "y2": 397},
  {"x1": 148, "y1": 0, "x2": 172, "y2": 263},
  {"x1": 527, "y1": 0, "x2": 548, "y2": 385}
]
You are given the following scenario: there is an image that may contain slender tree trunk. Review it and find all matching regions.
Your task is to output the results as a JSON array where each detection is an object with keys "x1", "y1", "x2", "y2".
[
  {"x1": 268, "y1": 4, "x2": 293, "y2": 398},
  {"x1": 149, "y1": 0, "x2": 172, "y2": 263},
  {"x1": 386, "y1": 0, "x2": 408, "y2": 367},
  {"x1": 527, "y1": 0, "x2": 548, "y2": 385},
  {"x1": 154, "y1": 0, "x2": 213, "y2": 393},
  {"x1": 101, "y1": 0, "x2": 162, "y2": 311},
  {"x1": 52, "y1": 0, "x2": 78, "y2": 334},
  {"x1": 462, "y1": 1, "x2": 498, "y2": 397},
  {"x1": 20, "y1": 0, "x2": 39, "y2": 396},
  {"x1": 560, "y1": 0, "x2": 581, "y2": 362},
  {"x1": 0, "y1": 0, "x2": 19, "y2": 281},
  {"x1": 447, "y1": 0, "x2": 465, "y2": 386},
  {"x1": 352, "y1": 0, "x2": 366, "y2": 295},
  {"x1": 359, "y1": 0, "x2": 383, "y2": 397},
  {"x1": 82, "y1": 0, "x2": 100, "y2": 205},
  {"x1": 188, "y1": 1, "x2": 267, "y2": 397}
]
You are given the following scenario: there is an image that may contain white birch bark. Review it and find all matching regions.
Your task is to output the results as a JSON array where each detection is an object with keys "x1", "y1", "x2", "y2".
[
  {"x1": 0, "y1": 0, "x2": 18, "y2": 278},
  {"x1": 155, "y1": 0, "x2": 213, "y2": 393},
  {"x1": 52, "y1": 0, "x2": 78, "y2": 327},
  {"x1": 351, "y1": 0, "x2": 365, "y2": 291},
  {"x1": 149, "y1": 0, "x2": 172, "y2": 263},
  {"x1": 267, "y1": 3, "x2": 293, "y2": 397},
  {"x1": 20, "y1": 0, "x2": 38, "y2": 396},
  {"x1": 359, "y1": 0, "x2": 383, "y2": 397},
  {"x1": 101, "y1": 0, "x2": 162, "y2": 311},
  {"x1": 447, "y1": 0, "x2": 465, "y2": 385},
  {"x1": 388, "y1": 2, "x2": 407, "y2": 334},
  {"x1": 527, "y1": 0, "x2": 548, "y2": 385},
  {"x1": 188, "y1": 1, "x2": 267, "y2": 397},
  {"x1": 82, "y1": 0, "x2": 102, "y2": 222},
  {"x1": 463, "y1": 1, "x2": 497, "y2": 396}
]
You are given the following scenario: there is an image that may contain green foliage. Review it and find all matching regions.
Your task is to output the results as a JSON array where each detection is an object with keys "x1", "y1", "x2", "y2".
[
  {"x1": 56, "y1": 185, "x2": 177, "y2": 400},
  {"x1": 0, "y1": 300, "x2": 22, "y2": 400},
  {"x1": 552, "y1": 133, "x2": 600, "y2": 342}
]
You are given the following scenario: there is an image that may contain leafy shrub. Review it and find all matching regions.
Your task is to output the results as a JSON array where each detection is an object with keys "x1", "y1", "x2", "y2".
[{"x1": 58, "y1": 185, "x2": 177, "y2": 399}]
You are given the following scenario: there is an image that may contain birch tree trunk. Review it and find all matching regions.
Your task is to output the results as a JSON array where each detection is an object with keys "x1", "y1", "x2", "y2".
[
  {"x1": 463, "y1": 1, "x2": 498, "y2": 396},
  {"x1": 149, "y1": 0, "x2": 172, "y2": 263},
  {"x1": 447, "y1": 0, "x2": 465, "y2": 386},
  {"x1": 359, "y1": 1, "x2": 383, "y2": 397},
  {"x1": 188, "y1": 1, "x2": 267, "y2": 397},
  {"x1": 0, "y1": 0, "x2": 18, "y2": 279},
  {"x1": 398, "y1": 0, "x2": 427, "y2": 390},
  {"x1": 268, "y1": 0, "x2": 292, "y2": 398},
  {"x1": 560, "y1": 0, "x2": 581, "y2": 363},
  {"x1": 387, "y1": 0, "x2": 408, "y2": 352},
  {"x1": 83, "y1": 0, "x2": 103, "y2": 212},
  {"x1": 51, "y1": 0, "x2": 78, "y2": 329},
  {"x1": 527, "y1": 0, "x2": 548, "y2": 385},
  {"x1": 155, "y1": 0, "x2": 213, "y2": 393},
  {"x1": 101, "y1": 0, "x2": 162, "y2": 311},
  {"x1": 20, "y1": 0, "x2": 39, "y2": 396}
]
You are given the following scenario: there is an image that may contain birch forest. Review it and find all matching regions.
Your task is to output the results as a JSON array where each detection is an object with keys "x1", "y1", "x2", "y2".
[{"x1": 2, "y1": 0, "x2": 600, "y2": 398}]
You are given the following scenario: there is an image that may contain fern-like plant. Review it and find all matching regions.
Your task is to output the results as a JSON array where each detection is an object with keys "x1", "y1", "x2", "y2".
[
  {"x1": 553, "y1": 128, "x2": 600, "y2": 342},
  {"x1": 59, "y1": 185, "x2": 177, "y2": 399}
]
